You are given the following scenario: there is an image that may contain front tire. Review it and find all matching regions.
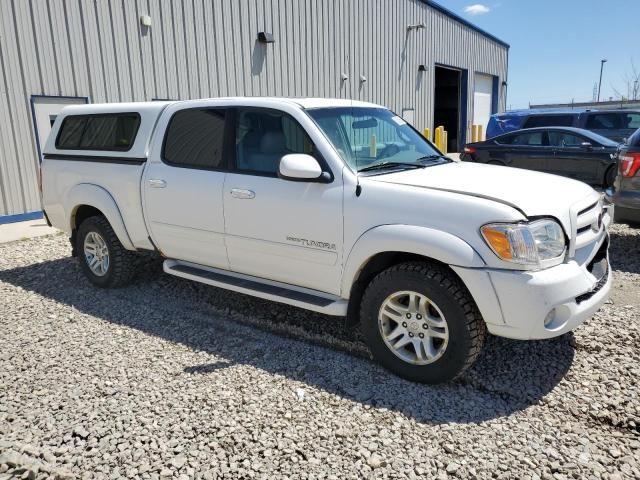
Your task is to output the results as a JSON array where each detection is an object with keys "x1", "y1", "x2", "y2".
[
  {"x1": 76, "y1": 216, "x2": 136, "y2": 288},
  {"x1": 360, "y1": 262, "x2": 486, "y2": 384}
]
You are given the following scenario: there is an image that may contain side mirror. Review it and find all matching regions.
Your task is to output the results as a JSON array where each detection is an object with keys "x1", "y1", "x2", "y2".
[
  {"x1": 279, "y1": 154, "x2": 331, "y2": 182},
  {"x1": 580, "y1": 141, "x2": 593, "y2": 150}
]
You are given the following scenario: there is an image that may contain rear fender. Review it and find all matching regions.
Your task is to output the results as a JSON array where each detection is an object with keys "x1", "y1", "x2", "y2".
[
  {"x1": 341, "y1": 224, "x2": 486, "y2": 296},
  {"x1": 65, "y1": 183, "x2": 135, "y2": 250}
]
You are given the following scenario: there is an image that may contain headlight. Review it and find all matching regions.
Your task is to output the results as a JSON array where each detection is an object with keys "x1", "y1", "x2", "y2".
[{"x1": 481, "y1": 219, "x2": 566, "y2": 266}]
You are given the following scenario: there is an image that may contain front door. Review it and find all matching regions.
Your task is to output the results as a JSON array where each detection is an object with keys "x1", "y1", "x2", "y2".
[
  {"x1": 143, "y1": 105, "x2": 231, "y2": 269},
  {"x1": 548, "y1": 130, "x2": 602, "y2": 184},
  {"x1": 504, "y1": 130, "x2": 552, "y2": 172},
  {"x1": 223, "y1": 107, "x2": 343, "y2": 295}
]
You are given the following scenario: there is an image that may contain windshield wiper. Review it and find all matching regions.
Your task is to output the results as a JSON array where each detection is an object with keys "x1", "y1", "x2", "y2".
[
  {"x1": 415, "y1": 154, "x2": 449, "y2": 162},
  {"x1": 358, "y1": 162, "x2": 425, "y2": 173}
]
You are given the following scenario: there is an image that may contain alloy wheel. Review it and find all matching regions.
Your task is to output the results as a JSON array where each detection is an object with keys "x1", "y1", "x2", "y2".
[
  {"x1": 83, "y1": 231, "x2": 110, "y2": 277},
  {"x1": 378, "y1": 290, "x2": 449, "y2": 365}
]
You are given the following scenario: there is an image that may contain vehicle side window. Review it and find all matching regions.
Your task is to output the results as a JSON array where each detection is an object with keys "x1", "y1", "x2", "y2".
[
  {"x1": 56, "y1": 113, "x2": 140, "y2": 151},
  {"x1": 548, "y1": 132, "x2": 586, "y2": 147},
  {"x1": 585, "y1": 113, "x2": 621, "y2": 130},
  {"x1": 235, "y1": 108, "x2": 315, "y2": 175},
  {"x1": 163, "y1": 108, "x2": 227, "y2": 169},
  {"x1": 624, "y1": 113, "x2": 640, "y2": 129},
  {"x1": 505, "y1": 132, "x2": 546, "y2": 146},
  {"x1": 523, "y1": 115, "x2": 574, "y2": 128}
]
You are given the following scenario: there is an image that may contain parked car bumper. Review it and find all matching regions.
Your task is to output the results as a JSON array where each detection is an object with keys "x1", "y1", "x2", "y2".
[
  {"x1": 453, "y1": 234, "x2": 610, "y2": 340},
  {"x1": 606, "y1": 186, "x2": 640, "y2": 222},
  {"x1": 606, "y1": 186, "x2": 640, "y2": 210}
]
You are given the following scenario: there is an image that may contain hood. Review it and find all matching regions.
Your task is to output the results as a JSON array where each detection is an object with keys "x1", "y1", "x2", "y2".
[{"x1": 366, "y1": 161, "x2": 599, "y2": 232}]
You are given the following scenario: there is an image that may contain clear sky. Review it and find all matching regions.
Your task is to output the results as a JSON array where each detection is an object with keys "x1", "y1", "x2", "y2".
[{"x1": 441, "y1": 0, "x2": 639, "y2": 110}]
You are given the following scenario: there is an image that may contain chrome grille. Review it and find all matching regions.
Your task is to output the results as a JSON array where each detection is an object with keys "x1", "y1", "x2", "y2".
[{"x1": 569, "y1": 194, "x2": 608, "y2": 257}]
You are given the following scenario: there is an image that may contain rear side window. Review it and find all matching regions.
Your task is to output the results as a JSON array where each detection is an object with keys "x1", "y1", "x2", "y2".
[
  {"x1": 498, "y1": 132, "x2": 547, "y2": 146},
  {"x1": 163, "y1": 108, "x2": 227, "y2": 169},
  {"x1": 586, "y1": 113, "x2": 620, "y2": 130},
  {"x1": 56, "y1": 113, "x2": 140, "y2": 151},
  {"x1": 523, "y1": 115, "x2": 574, "y2": 128}
]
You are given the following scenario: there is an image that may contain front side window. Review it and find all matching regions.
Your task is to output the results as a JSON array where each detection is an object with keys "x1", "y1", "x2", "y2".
[
  {"x1": 56, "y1": 113, "x2": 140, "y2": 151},
  {"x1": 307, "y1": 107, "x2": 444, "y2": 171},
  {"x1": 235, "y1": 108, "x2": 315, "y2": 175},
  {"x1": 548, "y1": 132, "x2": 585, "y2": 147},
  {"x1": 163, "y1": 108, "x2": 227, "y2": 169}
]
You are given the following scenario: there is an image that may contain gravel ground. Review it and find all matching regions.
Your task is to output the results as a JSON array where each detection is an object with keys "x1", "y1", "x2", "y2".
[{"x1": 0, "y1": 223, "x2": 639, "y2": 479}]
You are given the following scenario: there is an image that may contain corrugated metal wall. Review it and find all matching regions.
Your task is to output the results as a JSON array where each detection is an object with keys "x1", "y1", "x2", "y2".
[{"x1": 0, "y1": 0, "x2": 508, "y2": 217}]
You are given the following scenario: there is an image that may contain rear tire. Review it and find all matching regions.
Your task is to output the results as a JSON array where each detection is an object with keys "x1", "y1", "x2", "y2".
[
  {"x1": 359, "y1": 261, "x2": 486, "y2": 384},
  {"x1": 76, "y1": 215, "x2": 136, "y2": 288}
]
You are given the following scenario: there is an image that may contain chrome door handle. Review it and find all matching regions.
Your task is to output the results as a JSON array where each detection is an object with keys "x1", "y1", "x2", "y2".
[
  {"x1": 148, "y1": 179, "x2": 167, "y2": 188},
  {"x1": 230, "y1": 188, "x2": 255, "y2": 199}
]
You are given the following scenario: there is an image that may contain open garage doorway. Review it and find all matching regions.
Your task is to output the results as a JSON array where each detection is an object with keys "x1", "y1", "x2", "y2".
[{"x1": 433, "y1": 66, "x2": 466, "y2": 152}]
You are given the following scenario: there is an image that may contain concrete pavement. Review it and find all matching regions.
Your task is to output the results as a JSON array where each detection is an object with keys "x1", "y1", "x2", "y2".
[{"x1": 0, "y1": 219, "x2": 59, "y2": 244}]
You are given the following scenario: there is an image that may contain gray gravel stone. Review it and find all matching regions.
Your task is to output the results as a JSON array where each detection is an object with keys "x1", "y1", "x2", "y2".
[{"x1": 0, "y1": 225, "x2": 638, "y2": 479}]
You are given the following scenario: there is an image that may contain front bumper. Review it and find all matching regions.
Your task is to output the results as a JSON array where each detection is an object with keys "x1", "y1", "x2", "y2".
[{"x1": 453, "y1": 234, "x2": 611, "y2": 340}]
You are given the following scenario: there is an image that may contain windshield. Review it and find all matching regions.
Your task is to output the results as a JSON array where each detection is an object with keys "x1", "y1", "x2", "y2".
[{"x1": 307, "y1": 107, "x2": 446, "y2": 172}]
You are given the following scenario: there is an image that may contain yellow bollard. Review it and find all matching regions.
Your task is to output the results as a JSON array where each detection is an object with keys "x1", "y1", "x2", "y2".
[
  {"x1": 443, "y1": 130, "x2": 448, "y2": 153},
  {"x1": 369, "y1": 134, "x2": 377, "y2": 158},
  {"x1": 477, "y1": 124, "x2": 484, "y2": 141},
  {"x1": 423, "y1": 128, "x2": 431, "y2": 142},
  {"x1": 434, "y1": 127, "x2": 442, "y2": 151},
  {"x1": 471, "y1": 125, "x2": 479, "y2": 142}
]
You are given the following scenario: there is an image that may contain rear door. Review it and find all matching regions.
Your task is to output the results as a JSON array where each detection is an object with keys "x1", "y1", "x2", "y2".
[
  {"x1": 142, "y1": 103, "x2": 231, "y2": 269},
  {"x1": 502, "y1": 131, "x2": 553, "y2": 172}
]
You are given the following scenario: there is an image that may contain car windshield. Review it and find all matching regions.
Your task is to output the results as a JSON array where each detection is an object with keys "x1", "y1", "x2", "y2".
[{"x1": 306, "y1": 107, "x2": 446, "y2": 172}]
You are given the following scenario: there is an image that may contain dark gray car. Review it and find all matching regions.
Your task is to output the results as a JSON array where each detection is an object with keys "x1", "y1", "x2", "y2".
[
  {"x1": 461, "y1": 127, "x2": 620, "y2": 187},
  {"x1": 607, "y1": 128, "x2": 640, "y2": 224}
]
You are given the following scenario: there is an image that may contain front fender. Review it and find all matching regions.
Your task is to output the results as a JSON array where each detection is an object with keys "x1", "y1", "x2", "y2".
[
  {"x1": 65, "y1": 184, "x2": 135, "y2": 250},
  {"x1": 341, "y1": 224, "x2": 486, "y2": 296}
]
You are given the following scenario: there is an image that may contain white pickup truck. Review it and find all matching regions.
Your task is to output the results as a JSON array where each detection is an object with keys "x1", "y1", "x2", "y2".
[{"x1": 41, "y1": 97, "x2": 612, "y2": 383}]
